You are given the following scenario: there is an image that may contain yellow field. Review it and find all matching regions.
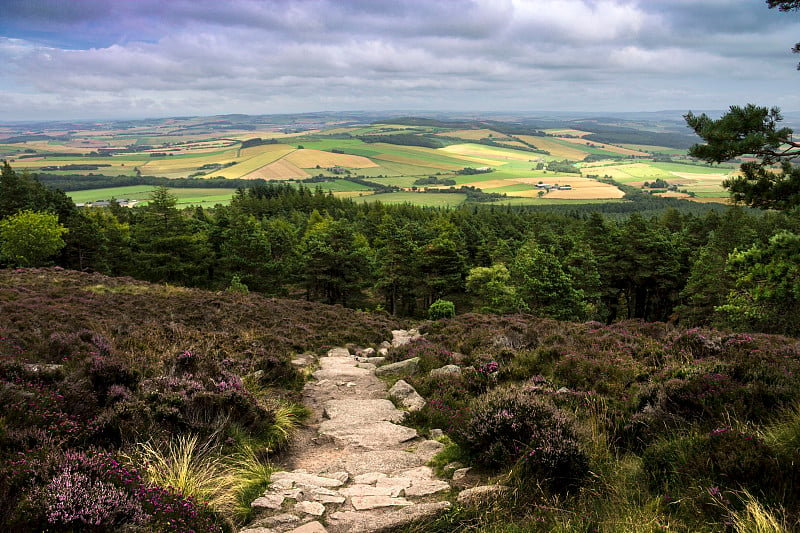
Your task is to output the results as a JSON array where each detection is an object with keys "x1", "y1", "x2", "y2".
[
  {"x1": 239, "y1": 143, "x2": 297, "y2": 159},
  {"x1": 213, "y1": 147, "x2": 297, "y2": 178},
  {"x1": 438, "y1": 129, "x2": 510, "y2": 140},
  {"x1": 373, "y1": 153, "x2": 463, "y2": 171},
  {"x1": 543, "y1": 129, "x2": 592, "y2": 137},
  {"x1": 284, "y1": 149, "x2": 378, "y2": 169},
  {"x1": 440, "y1": 144, "x2": 530, "y2": 164},
  {"x1": 557, "y1": 137, "x2": 651, "y2": 157},
  {"x1": 516, "y1": 136, "x2": 588, "y2": 160},
  {"x1": 510, "y1": 176, "x2": 624, "y2": 198},
  {"x1": 241, "y1": 158, "x2": 309, "y2": 180}
]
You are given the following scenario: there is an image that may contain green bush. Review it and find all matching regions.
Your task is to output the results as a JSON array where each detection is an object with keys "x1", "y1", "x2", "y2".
[
  {"x1": 642, "y1": 427, "x2": 799, "y2": 509},
  {"x1": 428, "y1": 299, "x2": 455, "y2": 320},
  {"x1": 456, "y1": 385, "x2": 588, "y2": 491}
]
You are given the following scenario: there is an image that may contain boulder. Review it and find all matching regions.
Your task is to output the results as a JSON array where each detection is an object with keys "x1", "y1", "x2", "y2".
[
  {"x1": 391, "y1": 329, "x2": 421, "y2": 347},
  {"x1": 375, "y1": 357, "x2": 420, "y2": 377},
  {"x1": 429, "y1": 364, "x2": 461, "y2": 377},
  {"x1": 456, "y1": 485, "x2": 508, "y2": 506},
  {"x1": 388, "y1": 380, "x2": 426, "y2": 412}
]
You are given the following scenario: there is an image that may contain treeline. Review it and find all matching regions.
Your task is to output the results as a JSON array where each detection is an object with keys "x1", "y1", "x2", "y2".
[
  {"x1": 357, "y1": 133, "x2": 442, "y2": 148},
  {"x1": 2, "y1": 161, "x2": 798, "y2": 335},
  {"x1": 36, "y1": 173, "x2": 277, "y2": 192}
]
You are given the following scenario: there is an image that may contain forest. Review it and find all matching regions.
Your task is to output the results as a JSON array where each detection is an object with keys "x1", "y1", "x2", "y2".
[{"x1": 1, "y1": 156, "x2": 799, "y2": 336}]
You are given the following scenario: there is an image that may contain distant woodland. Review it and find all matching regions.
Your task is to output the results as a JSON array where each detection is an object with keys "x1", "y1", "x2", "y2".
[{"x1": 2, "y1": 160, "x2": 799, "y2": 336}]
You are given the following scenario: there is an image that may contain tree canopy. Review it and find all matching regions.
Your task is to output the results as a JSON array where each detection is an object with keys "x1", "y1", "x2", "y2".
[
  {"x1": 768, "y1": 0, "x2": 800, "y2": 68},
  {"x1": 684, "y1": 3, "x2": 799, "y2": 210}
]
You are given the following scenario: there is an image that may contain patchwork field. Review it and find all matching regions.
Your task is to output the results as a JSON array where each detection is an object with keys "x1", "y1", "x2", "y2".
[
  {"x1": 516, "y1": 136, "x2": 590, "y2": 160},
  {"x1": 438, "y1": 128, "x2": 510, "y2": 140},
  {"x1": 284, "y1": 148, "x2": 378, "y2": 169},
  {"x1": 557, "y1": 137, "x2": 651, "y2": 157},
  {"x1": 1, "y1": 115, "x2": 723, "y2": 206}
]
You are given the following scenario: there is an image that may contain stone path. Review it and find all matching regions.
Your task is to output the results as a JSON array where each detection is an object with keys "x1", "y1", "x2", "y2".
[{"x1": 240, "y1": 331, "x2": 454, "y2": 533}]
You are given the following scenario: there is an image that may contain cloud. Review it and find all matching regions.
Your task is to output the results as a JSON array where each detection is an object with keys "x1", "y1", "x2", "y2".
[{"x1": 0, "y1": 0, "x2": 798, "y2": 119}]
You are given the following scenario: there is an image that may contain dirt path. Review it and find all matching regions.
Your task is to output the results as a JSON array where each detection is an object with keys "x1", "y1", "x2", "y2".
[{"x1": 240, "y1": 340, "x2": 453, "y2": 533}]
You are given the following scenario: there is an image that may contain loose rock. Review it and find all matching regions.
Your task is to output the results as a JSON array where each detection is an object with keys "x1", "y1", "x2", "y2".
[
  {"x1": 388, "y1": 380, "x2": 426, "y2": 412},
  {"x1": 374, "y1": 357, "x2": 420, "y2": 377},
  {"x1": 429, "y1": 364, "x2": 462, "y2": 377},
  {"x1": 457, "y1": 485, "x2": 508, "y2": 506}
]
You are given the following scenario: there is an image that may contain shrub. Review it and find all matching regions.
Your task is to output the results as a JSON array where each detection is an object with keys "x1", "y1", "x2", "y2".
[
  {"x1": 642, "y1": 427, "x2": 798, "y2": 508},
  {"x1": 5, "y1": 449, "x2": 222, "y2": 532},
  {"x1": 456, "y1": 385, "x2": 588, "y2": 491},
  {"x1": 388, "y1": 338, "x2": 454, "y2": 373},
  {"x1": 428, "y1": 299, "x2": 455, "y2": 320}
]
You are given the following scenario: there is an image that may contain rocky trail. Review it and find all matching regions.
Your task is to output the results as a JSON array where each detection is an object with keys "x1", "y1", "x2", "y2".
[{"x1": 239, "y1": 330, "x2": 496, "y2": 533}]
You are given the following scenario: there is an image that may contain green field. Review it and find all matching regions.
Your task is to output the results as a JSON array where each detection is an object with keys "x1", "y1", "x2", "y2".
[
  {"x1": 68, "y1": 186, "x2": 239, "y2": 207},
  {"x1": 352, "y1": 192, "x2": 468, "y2": 207},
  {"x1": 1, "y1": 115, "x2": 720, "y2": 206}
]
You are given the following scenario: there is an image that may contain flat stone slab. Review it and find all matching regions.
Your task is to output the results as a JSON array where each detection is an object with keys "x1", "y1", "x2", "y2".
[
  {"x1": 295, "y1": 501, "x2": 326, "y2": 516},
  {"x1": 327, "y1": 348, "x2": 351, "y2": 357},
  {"x1": 323, "y1": 399, "x2": 406, "y2": 424},
  {"x1": 319, "y1": 420, "x2": 417, "y2": 449},
  {"x1": 289, "y1": 522, "x2": 328, "y2": 533},
  {"x1": 329, "y1": 450, "x2": 425, "y2": 476},
  {"x1": 248, "y1": 513, "x2": 301, "y2": 529},
  {"x1": 351, "y1": 495, "x2": 413, "y2": 510},
  {"x1": 251, "y1": 493, "x2": 285, "y2": 510}
]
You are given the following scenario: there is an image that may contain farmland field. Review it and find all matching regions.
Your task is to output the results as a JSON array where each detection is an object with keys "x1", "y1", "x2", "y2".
[
  {"x1": 516, "y1": 136, "x2": 590, "y2": 160},
  {"x1": 352, "y1": 191, "x2": 468, "y2": 206},
  {"x1": 0, "y1": 113, "x2": 727, "y2": 206},
  {"x1": 68, "y1": 186, "x2": 240, "y2": 207}
]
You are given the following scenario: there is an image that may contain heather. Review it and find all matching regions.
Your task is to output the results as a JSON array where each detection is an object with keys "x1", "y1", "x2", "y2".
[
  {"x1": 4, "y1": 268, "x2": 800, "y2": 531},
  {"x1": 390, "y1": 314, "x2": 800, "y2": 531},
  {"x1": 0, "y1": 267, "x2": 401, "y2": 531}
]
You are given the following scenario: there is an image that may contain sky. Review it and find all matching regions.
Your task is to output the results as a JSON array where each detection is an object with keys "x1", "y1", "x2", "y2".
[{"x1": 0, "y1": 0, "x2": 799, "y2": 121}]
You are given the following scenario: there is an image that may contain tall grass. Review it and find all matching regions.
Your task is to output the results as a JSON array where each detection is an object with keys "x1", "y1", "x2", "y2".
[
  {"x1": 133, "y1": 434, "x2": 275, "y2": 526},
  {"x1": 726, "y1": 491, "x2": 788, "y2": 533},
  {"x1": 229, "y1": 445, "x2": 274, "y2": 521},
  {"x1": 136, "y1": 435, "x2": 238, "y2": 518}
]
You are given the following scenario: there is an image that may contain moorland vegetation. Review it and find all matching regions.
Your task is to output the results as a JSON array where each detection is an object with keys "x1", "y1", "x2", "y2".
[{"x1": 2, "y1": 2, "x2": 800, "y2": 526}]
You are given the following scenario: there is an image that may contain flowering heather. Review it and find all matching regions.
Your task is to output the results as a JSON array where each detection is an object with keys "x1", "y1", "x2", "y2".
[
  {"x1": 456, "y1": 385, "x2": 588, "y2": 491},
  {"x1": 6, "y1": 450, "x2": 222, "y2": 532}
]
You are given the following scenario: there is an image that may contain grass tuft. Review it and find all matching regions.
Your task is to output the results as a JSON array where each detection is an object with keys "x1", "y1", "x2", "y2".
[
  {"x1": 135, "y1": 434, "x2": 238, "y2": 520},
  {"x1": 726, "y1": 490, "x2": 789, "y2": 533}
]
